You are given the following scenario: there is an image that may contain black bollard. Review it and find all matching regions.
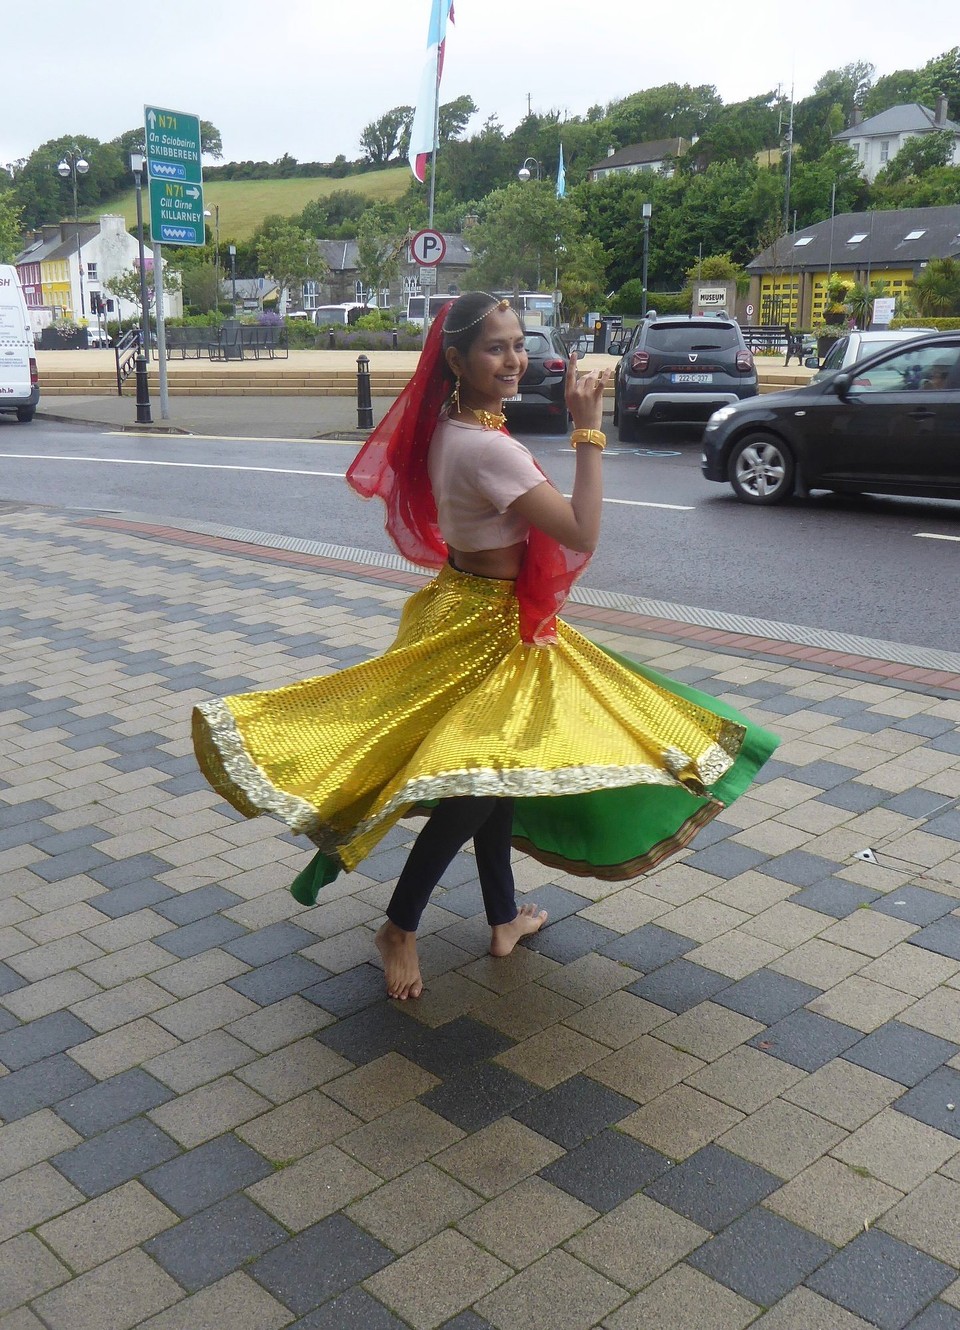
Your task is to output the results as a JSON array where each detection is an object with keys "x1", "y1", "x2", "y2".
[
  {"x1": 134, "y1": 353, "x2": 152, "y2": 425},
  {"x1": 328, "y1": 328, "x2": 335, "y2": 349},
  {"x1": 391, "y1": 328, "x2": 399, "y2": 350},
  {"x1": 356, "y1": 354, "x2": 374, "y2": 430}
]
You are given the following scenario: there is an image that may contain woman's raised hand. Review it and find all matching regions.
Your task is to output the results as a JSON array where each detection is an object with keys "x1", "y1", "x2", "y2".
[{"x1": 565, "y1": 352, "x2": 611, "y2": 432}]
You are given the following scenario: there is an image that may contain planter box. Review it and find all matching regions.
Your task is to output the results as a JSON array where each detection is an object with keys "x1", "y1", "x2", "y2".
[{"x1": 38, "y1": 329, "x2": 90, "y2": 351}]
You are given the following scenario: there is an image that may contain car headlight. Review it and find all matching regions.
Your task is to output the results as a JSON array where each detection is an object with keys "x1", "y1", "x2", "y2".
[{"x1": 705, "y1": 405, "x2": 738, "y2": 430}]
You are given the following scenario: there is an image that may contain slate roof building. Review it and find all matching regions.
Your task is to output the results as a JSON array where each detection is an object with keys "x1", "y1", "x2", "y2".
[
  {"x1": 300, "y1": 233, "x2": 474, "y2": 312},
  {"x1": 833, "y1": 96, "x2": 960, "y2": 182},
  {"x1": 745, "y1": 205, "x2": 960, "y2": 327},
  {"x1": 587, "y1": 138, "x2": 691, "y2": 182}
]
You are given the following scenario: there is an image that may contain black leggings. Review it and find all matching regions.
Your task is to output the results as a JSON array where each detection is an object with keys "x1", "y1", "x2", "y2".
[{"x1": 386, "y1": 796, "x2": 517, "y2": 932}]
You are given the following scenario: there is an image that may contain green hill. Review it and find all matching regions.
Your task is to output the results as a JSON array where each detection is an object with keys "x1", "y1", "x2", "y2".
[{"x1": 96, "y1": 167, "x2": 411, "y2": 240}]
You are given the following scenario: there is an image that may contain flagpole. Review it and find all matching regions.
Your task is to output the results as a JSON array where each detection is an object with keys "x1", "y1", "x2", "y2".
[{"x1": 428, "y1": 67, "x2": 441, "y2": 229}]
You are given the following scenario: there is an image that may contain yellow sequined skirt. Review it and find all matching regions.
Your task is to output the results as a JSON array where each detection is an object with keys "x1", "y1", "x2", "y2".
[{"x1": 192, "y1": 565, "x2": 778, "y2": 891}]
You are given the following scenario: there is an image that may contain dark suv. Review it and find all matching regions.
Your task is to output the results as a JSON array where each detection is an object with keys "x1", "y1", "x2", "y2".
[{"x1": 613, "y1": 316, "x2": 758, "y2": 440}]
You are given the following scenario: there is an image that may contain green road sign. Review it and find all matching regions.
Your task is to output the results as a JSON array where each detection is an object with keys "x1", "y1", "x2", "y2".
[{"x1": 145, "y1": 105, "x2": 205, "y2": 246}]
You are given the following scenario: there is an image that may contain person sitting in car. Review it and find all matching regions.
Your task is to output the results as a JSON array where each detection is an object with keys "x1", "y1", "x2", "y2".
[{"x1": 922, "y1": 362, "x2": 952, "y2": 390}]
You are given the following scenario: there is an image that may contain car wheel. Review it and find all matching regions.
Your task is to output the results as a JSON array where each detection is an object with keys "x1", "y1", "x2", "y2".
[
  {"x1": 728, "y1": 433, "x2": 795, "y2": 504},
  {"x1": 16, "y1": 406, "x2": 35, "y2": 423}
]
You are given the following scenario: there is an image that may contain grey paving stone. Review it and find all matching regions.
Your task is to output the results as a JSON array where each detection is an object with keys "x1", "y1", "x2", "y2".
[
  {"x1": 438, "y1": 1315, "x2": 496, "y2": 1330},
  {"x1": 791, "y1": 879, "x2": 881, "y2": 918},
  {"x1": 434, "y1": 882, "x2": 486, "y2": 918},
  {"x1": 0, "y1": 1011, "x2": 94, "y2": 1071},
  {"x1": 929, "y1": 732, "x2": 960, "y2": 756},
  {"x1": 682, "y1": 842, "x2": 771, "y2": 879},
  {"x1": 155, "y1": 916, "x2": 250, "y2": 959},
  {"x1": 764, "y1": 851, "x2": 844, "y2": 888},
  {"x1": 909, "y1": 917, "x2": 960, "y2": 963},
  {"x1": 512, "y1": 1074, "x2": 637, "y2": 1148},
  {"x1": 250, "y1": 1213, "x2": 393, "y2": 1316},
  {"x1": 523, "y1": 915, "x2": 620, "y2": 963},
  {"x1": 0, "y1": 797, "x2": 58, "y2": 826},
  {"x1": 819, "y1": 783, "x2": 889, "y2": 812},
  {"x1": 845, "y1": 1022, "x2": 959, "y2": 1087},
  {"x1": 884, "y1": 790, "x2": 955, "y2": 818},
  {"x1": 0, "y1": 1053, "x2": 96, "y2": 1121},
  {"x1": 158, "y1": 773, "x2": 207, "y2": 795},
  {"x1": 0, "y1": 820, "x2": 49, "y2": 852},
  {"x1": 689, "y1": 1206, "x2": 833, "y2": 1306},
  {"x1": 91, "y1": 880, "x2": 177, "y2": 918},
  {"x1": 841, "y1": 711, "x2": 901, "y2": 734},
  {"x1": 601, "y1": 924, "x2": 696, "y2": 972},
  {"x1": 906, "y1": 1305, "x2": 960, "y2": 1329},
  {"x1": 405, "y1": 1016, "x2": 514, "y2": 1077},
  {"x1": 30, "y1": 845, "x2": 113, "y2": 882},
  {"x1": 142, "y1": 1132, "x2": 274, "y2": 1216},
  {"x1": 89, "y1": 854, "x2": 174, "y2": 889},
  {"x1": 34, "y1": 826, "x2": 109, "y2": 856},
  {"x1": 645, "y1": 1144, "x2": 781, "y2": 1232},
  {"x1": 289, "y1": 1287, "x2": 409, "y2": 1328},
  {"x1": 894, "y1": 1068, "x2": 960, "y2": 1139},
  {"x1": 145, "y1": 1193, "x2": 287, "y2": 1291},
  {"x1": 359, "y1": 847, "x2": 413, "y2": 882},
  {"x1": 539, "y1": 1128, "x2": 671, "y2": 1211},
  {"x1": 807, "y1": 1229, "x2": 955, "y2": 1330},
  {"x1": 303, "y1": 964, "x2": 390, "y2": 1017},
  {"x1": 759, "y1": 695, "x2": 813, "y2": 716},
  {"x1": 749, "y1": 1009, "x2": 862, "y2": 1071},
  {"x1": 154, "y1": 886, "x2": 245, "y2": 925},
  {"x1": 627, "y1": 959, "x2": 732, "y2": 1014},
  {"x1": 229, "y1": 955, "x2": 330, "y2": 1005},
  {"x1": 893, "y1": 715, "x2": 958, "y2": 738},
  {"x1": 0, "y1": 961, "x2": 28, "y2": 996},
  {"x1": 55, "y1": 1067, "x2": 175, "y2": 1135},
  {"x1": 873, "y1": 888, "x2": 959, "y2": 926},
  {"x1": 52, "y1": 1116, "x2": 182, "y2": 1196},
  {"x1": 793, "y1": 761, "x2": 861, "y2": 790},
  {"x1": 808, "y1": 697, "x2": 870, "y2": 717},
  {"x1": 924, "y1": 812, "x2": 960, "y2": 842},
  {"x1": 316, "y1": 1003, "x2": 421, "y2": 1066},
  {"x1": 224, "y1": 922, "x2": 317, "y2": 966},
  {"x1": 0, "y1": 1007, "x2": 18, "y2": 1033},
  {"x1": 715, "y1": 969, "x2": 822, "y2": 1024},
  {"x1": 752, "y1": 760, "x2": 798, "y2": 784},
  {"x1": 419, "y1": 1061, "x2": 539, "y2": 1132}
]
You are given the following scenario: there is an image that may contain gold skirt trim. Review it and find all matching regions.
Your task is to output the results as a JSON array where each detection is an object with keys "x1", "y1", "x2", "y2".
[{"x1": 193, "y1": 564, "x2": 746, "y2": 874}]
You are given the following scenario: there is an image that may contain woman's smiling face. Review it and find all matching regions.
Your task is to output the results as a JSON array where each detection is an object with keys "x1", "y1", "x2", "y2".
[{"x1": 447, "y1": 307, "x2": 527, "y2": 411}]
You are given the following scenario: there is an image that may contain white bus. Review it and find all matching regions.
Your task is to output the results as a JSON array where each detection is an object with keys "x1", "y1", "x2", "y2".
[
  {"x1": 404, "y1": 294, "x2": 455, "y2": 328},
  {"x1": 405, "y1": 291, "x2": 558, "y2": 329}
]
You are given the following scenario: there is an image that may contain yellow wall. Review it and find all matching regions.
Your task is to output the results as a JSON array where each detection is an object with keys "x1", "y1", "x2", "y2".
[
  {"x1": 758, "y1": 274, "x2": 800, "y2": 322},
  {"x1": 41, "y1": 258, "x2": 72, "y2": 316},
  {"x1": 808, "y1": 268, "x2": 914, "y2": 323}
]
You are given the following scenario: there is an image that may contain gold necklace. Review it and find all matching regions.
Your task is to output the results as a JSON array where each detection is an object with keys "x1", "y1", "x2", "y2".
[{"x1": 464, "y1": 405, "x2": 507, "y2": 431}]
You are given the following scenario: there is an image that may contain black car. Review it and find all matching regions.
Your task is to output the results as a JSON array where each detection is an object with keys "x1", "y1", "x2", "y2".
[
  {"x1": 502, "y1": 329, "x2": 569, "y2": 432},
  {"x1": 613, "y1": 315, "x2": 758, "y2": 441},
  {"x1": 701, "y1": 332, "x2": 960, "y2": 504}
]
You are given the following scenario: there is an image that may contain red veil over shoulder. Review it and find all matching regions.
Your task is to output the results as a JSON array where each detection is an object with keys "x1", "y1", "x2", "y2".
[{"x1": 346, "y1": 302, "x2": 590, "y2": 645}]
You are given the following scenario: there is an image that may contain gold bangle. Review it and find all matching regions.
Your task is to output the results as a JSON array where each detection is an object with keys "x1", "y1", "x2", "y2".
[{"x1": 570, "y1": 428, "x2": 606, "y2": 451}]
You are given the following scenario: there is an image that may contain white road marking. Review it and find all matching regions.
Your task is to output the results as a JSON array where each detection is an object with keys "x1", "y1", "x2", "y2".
[
  {"x1": 0, "y1": 453, "x2": 695, "y2": 510},
  {"x1": 106, "y1": 431, "x2": 352, "y2": 445},
  {"x1": 915, "y1": 532, "x2": 960, "y2": 543}
]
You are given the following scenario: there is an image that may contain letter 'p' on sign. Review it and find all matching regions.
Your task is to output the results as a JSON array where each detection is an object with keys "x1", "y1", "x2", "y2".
[{"x1": 410, "y1": 229, "x2": 447, "y2": 266}]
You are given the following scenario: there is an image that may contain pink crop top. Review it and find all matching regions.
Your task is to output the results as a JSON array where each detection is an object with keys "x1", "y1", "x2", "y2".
[{"x1": 428, "y1": 416, "x2": 547, "y2": 552}]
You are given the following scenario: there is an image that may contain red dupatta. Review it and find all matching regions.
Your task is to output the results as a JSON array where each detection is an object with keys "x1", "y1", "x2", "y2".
[{"x1": 346, "y1": 303, "x2": 590, "y2": 645}]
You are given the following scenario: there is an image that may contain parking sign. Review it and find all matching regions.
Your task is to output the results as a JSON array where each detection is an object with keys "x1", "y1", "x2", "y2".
[{"x1": 410, "y1": 229, "x2": 446, "y2": 266}]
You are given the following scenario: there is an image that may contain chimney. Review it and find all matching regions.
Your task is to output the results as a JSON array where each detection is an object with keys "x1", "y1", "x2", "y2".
[
  {"x1": 935, "y1": 93, "x2": 948, "y2": 126},
  {"x1": 851, "y1": 106, "x2": 862, "y2": 127},
  {"x1": 607, "y1": 146, "x2": 616, "y2": 157}
]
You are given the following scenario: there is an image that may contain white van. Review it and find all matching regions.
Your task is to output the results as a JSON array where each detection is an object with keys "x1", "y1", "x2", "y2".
[{"x1": 0, "y1": 266, "x2": 39, "y2": 423}]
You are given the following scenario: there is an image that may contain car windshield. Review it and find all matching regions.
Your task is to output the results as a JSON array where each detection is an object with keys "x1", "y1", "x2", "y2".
[
  {"x1": 524, "y1": 334, "x2": 551, "y2": 355},
  {"x1": 646, "y1": 325, "x2": 739, "y2": 352}
]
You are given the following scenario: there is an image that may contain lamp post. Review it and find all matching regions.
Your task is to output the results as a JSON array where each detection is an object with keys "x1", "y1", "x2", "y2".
[
  {"x1": 203, "y1": 204, "x2": 221, "y2": 312},
  {"x1": 641, "y1": 201, "x2": 653, "y2": 317},
  {"x1": 129, "y1": 153, "x2": 152, "y2": 363},
  {"x1": 57, "y1": 148, "x2": 89, "y2": 319},
  {"x1": 517, "y1": 157, "x2": 542, "y2": 182},
  {"x1": 228, "y1": 245, "x2": 237, "y2": 317}
]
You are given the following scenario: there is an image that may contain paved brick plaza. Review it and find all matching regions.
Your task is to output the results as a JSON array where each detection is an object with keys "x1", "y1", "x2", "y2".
[{"x1": 2, "y1": 502, "x2": 960, "y2": 1330}]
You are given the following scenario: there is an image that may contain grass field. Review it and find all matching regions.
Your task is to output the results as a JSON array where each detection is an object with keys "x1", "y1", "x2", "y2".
[{"x1": 96, "y1": 166, "x2": 410, "y2": 240}]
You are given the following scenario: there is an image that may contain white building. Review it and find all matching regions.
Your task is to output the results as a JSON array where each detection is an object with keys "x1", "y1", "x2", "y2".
[{"x1": 834, "y1": 96, "x2": 960, "y2": 183}]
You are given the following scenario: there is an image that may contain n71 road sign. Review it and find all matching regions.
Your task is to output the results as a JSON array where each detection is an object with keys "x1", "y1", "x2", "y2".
[{"x1": 145, "y1": 105, "x2": 205, "y2": 246}]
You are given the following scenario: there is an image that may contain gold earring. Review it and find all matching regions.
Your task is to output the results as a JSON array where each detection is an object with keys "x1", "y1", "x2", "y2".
[{"x1": 452, "y1": 377, "x2": 461, "y2": 412}]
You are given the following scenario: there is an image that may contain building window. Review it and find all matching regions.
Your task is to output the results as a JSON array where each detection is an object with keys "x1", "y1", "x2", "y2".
[
  {"x1": 302, "y1": 280, "x2": 320, "y2": 310},
  {"x1": 87, "y1": 262, "x2": 98, "y2": 280},
  {"x1": 851, "y1": 142, "x2": 860, "y2": 159},
  {"x1": 879, "y1": 140, "x2": 890, "y2": 163}
]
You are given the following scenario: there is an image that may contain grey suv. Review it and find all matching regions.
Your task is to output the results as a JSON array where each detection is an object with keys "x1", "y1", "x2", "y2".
[{"x1": 613, "y1": 316, "x2": 759, "y2": 440}]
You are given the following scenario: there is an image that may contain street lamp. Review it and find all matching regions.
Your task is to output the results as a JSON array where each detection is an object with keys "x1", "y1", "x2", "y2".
[
  {"x1": 641, "y1": 201, "x2": 653, "y2": 318},
  {"x1": 228, "y1": 244, "x2": 237, "y2": 316},
  {"x1": 203, "y1": 204, "x2": 221, "y2": 312},
  {"x1": 129, "y1": 153, "x2": 152, "y2": 361},
  {"x1": 57, "y1": 148, "x2": 89, "y2": 318},
  {"x1": 517, "y1": 157, "x2": 542, "y2": 182}
]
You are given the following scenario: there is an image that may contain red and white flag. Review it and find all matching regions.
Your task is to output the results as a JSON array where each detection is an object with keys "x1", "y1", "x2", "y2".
[{"x1": 408, "y1": 0, "x2": 455, "y2": 182}]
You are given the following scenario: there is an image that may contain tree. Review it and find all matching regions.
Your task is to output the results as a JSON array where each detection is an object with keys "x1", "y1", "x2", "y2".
[
  {"x1": 558, "y1": 236, "x2": 606, "y2": 324},
  {"x1": 438, "y1": 95, "x2": 478, "y2": 144},
  {"x1": 109, "y1": 119, "x2": 224, "y2": 160},
  {"x1": 468, "y1": 183, "x2": 578, "y2": 292},
  {"x1": 255, "y1": 217, "x2": 328, "y2": 313},
  {"x1": 875, "y1": 129, "x2": 956, "y2": 184},
  {"x1": 181, "y1": 263, "x2": 221, "y2": 314},
  {"x1": 604, "y1": 83, "x2": 722, "y2": 146},
  {"x1": 871, "y1": 163, "x2": 960, "y2": 209},
  {"x1": 299, "y1": 190, "x2": 368, "y2": 237},
  {"x1": 0, "y1": 192, "x2": 23, "y2": 263},
  {"x1": 104, "y1": 262, "x2": 181, "y2": 314},
  {"x1": 788, "y1": 144, "x2": 868, "y2": 229},
  {"x1": 355, "y1": 208, "x2": 407, "y2": 303},
  {"x1": 685, "y1": 94, "x2": 781, "y2": 167},
  {"x1": 359, "y1": 107, "x2": 413, "y2": 166},
  {"x1": 846, "y1": 279, "x2": 889, "y2": 328},
  {"x1": 912, "y1": 257, "x2": 960, "y2": 315}
]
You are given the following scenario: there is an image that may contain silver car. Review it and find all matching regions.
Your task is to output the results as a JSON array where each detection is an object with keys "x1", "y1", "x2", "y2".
[{"x1": 808, "y1": 328, "x2": 935, "y2": 379}]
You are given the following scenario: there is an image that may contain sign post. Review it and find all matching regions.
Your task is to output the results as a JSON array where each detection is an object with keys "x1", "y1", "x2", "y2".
[
  {"x1": 144, "y1": 105, "x2": 204, "y2": 418},
  {"x1": 410, "y1": 229, "x2": 446, "y2": 343}
]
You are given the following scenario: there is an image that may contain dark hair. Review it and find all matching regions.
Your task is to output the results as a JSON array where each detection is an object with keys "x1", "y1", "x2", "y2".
[{"x1": 441, "y1": 291, "x2": 523, "y2": 364}]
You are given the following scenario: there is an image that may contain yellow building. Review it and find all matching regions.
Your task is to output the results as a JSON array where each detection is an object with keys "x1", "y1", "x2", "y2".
[{"x1": 747, "y1": 206, "x2": 960, "y2": 328}]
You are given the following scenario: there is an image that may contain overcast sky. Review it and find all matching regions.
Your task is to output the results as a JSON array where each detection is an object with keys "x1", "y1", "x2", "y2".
[{"x1": 2, "y1": 0, "x2": 956, "y2": 170}]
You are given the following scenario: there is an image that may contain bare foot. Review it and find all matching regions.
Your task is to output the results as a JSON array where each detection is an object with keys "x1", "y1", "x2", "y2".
[
  {"x1": 375, "y1": 921, "x2": 424, "y2": 1000},
  {"x1": 489, "y1": 903, "x2": 549, "y2": 957}
]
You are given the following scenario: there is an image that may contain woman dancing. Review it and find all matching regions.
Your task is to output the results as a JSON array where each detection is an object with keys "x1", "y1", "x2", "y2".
[{"x1": 193, "y1": 292, "x2": 777, "y2": 1001}]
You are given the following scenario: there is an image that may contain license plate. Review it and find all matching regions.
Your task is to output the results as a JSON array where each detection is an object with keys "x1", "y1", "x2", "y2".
[
  {"x1": 671, "y1": 373, "x2": 713, "y2": 384},
  {"x1": 503, "y1": 394, "x2": 522, "y2": 402}
]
